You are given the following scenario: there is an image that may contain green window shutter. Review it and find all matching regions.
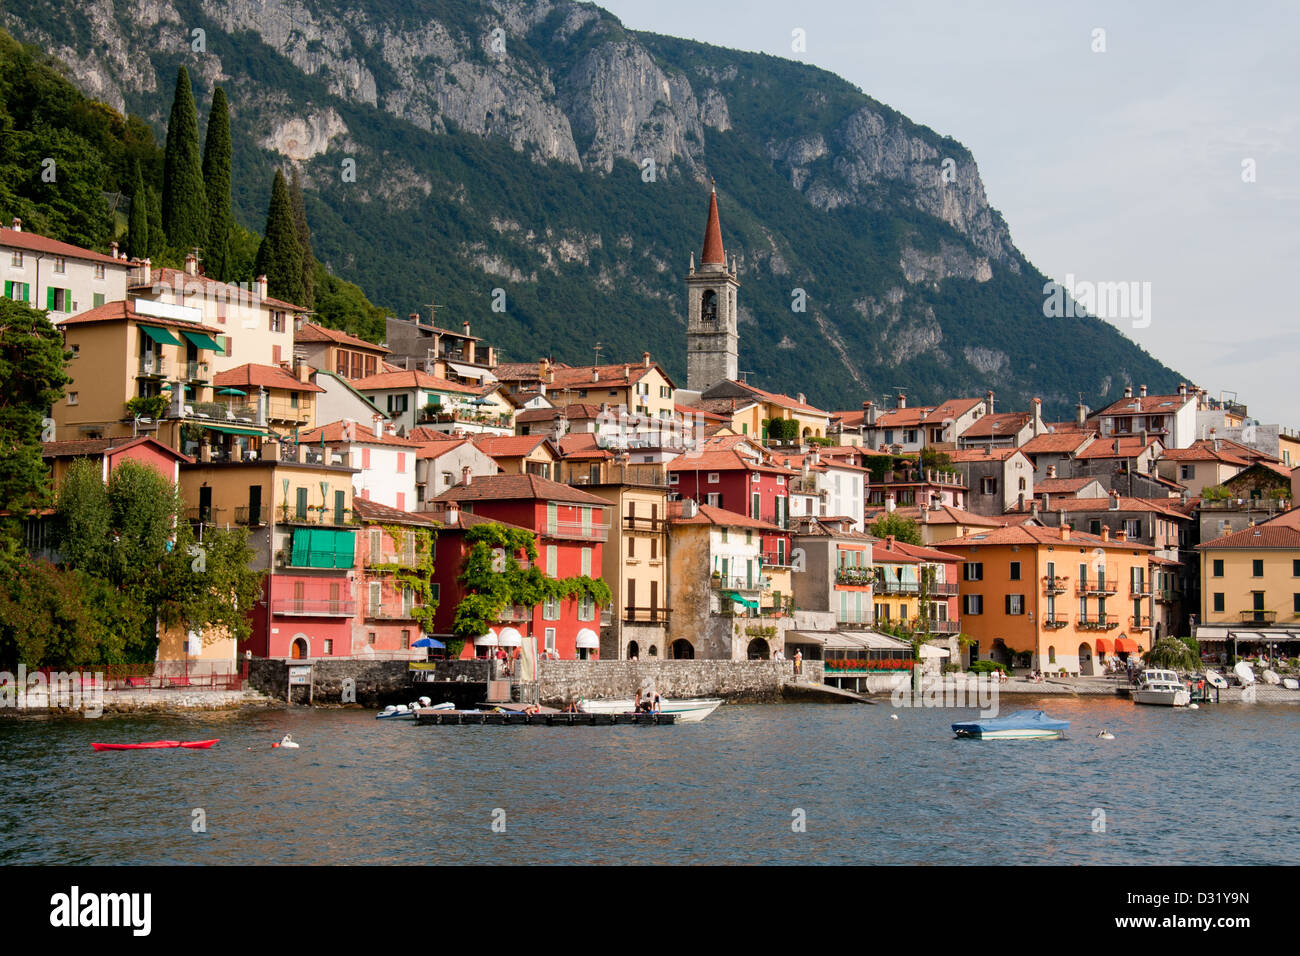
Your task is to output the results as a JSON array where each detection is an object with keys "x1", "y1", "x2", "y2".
[
  {"x1": 4, "y1": 281, "x2": 11, "y2": 299},
  {"x1": 334, "y1": 490, "x2": 345, "y2": 525},
  {"x1": 93, "y1": 293, "x2": 105, "y2": 308},
  {"x1": 296, "y1": 487, "x2": 308, "y2": 519},
  {"x1": 290, "y1": 529, "x2": 310, "y2": 566},
  {"x1": 334, "y1": 530, "x2": 355, "y2": 568},
  {"x1": 47, "y1": 287, "x2": 56, "y2": 310}
]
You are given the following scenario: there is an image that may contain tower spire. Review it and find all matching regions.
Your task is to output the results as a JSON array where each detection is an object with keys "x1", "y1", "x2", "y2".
[{"x1": 700, "y1": 181, "x2": 725, "y2": 266}]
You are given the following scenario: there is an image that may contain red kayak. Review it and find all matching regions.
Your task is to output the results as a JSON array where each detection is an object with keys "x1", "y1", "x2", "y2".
[{"x1": 91, "y1": 739, "x2": 218, "y2": 751}]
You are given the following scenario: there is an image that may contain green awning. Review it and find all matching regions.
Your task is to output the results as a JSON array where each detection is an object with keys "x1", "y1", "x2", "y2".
[
  {"x1": 140, "y1": 324, "x2": 182, "y2": 346},
  {"x1": 181, "y1": 329, "x2": 223, "y2": 352},
  {"x1": 203, "y1": 424, "x2": 267, "y2": 436},
  {"x1": 290, "y1": 528, "x2": 355, "y2": 569},
  {"x1": 722, "y1": 590, "x2": 760, "y2": 610}
]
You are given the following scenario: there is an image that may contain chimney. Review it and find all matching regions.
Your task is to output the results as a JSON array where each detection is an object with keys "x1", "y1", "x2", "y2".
[
  {"x1": 798, "y1": 393, "x2": 806, "y2": 406},
  {"x1": 1139, "y1": 384, "x2": 1148, "y2": 398},
  {"x1": 592, "y1": 368, "x2": 600, "y2": 382},
  {"x1": 184, "y1": 253, "x2": 198, "y2": 277},
  {"x1": 256, "y1": 274, "x2": 268, "y2": 300},
  {"x1": 1115, "y1": 528, "x2": 1128, "y2": 542},
  {"x1": 110, "y1": 241, "x2": 119, "y2": 258},
  {"x1": 865, "y1": 401, "x2": 879, "y2": 426},
  {"x1": 1031, "y1": 499, "x2": 1040, "y2": 519},
  {"x1": 1057, "y1": 508, "x2": 1065, "y2": 527},
  {"x1": 1018, "y1": 492, "x2": 1025, "y2": 511},
  {"x1": 462, "y1": 466, "x2": 472, "y2": 487},
  {"x1": 372, "y1": 414, "x2": 384, "y2": 438},
  {"x1": 409, "y1": 312, "x2": 419, "y2": 322},
  {"x1": 1109, "y1": 491, "x2": 1120, "y2": 511},
  {"x1": 140, "y1": 258, "x2": 152, "y2": 287},
  {"x1": 1124, "y1": 385, "x2": 1133, "y2": 398},
  {"x1": 1060, "y1": 524, "x2": 1071, "y2": 541},
  {"x1": 1047, "y1": 465, "x2": 1057, "y2": 479},
  {"x1": 885, "y1": 492, "x2": 896, "y2": 513},
  {"x1": 463, "y1": 320, "x2": 471, "y2": 336},
  {"x1": 897, "y1": 392, "x2": 907, "y2": 409},
  {"x1": 1113, "y1": 438, "x2": 1121, "y2": 454},
  {"x1": 1043, "y1": 492, "x2": 1051, "y2": 511},
  {"x1": 986, "y1": 390, "x2": 995, "y2": 416},
  {"x1": 1076, "y1": 402, "x2": 1087, "y2": 428},
  {"x1": 445, "y1": 502, "x2": 460, "y2": 526},
  {"x1": 1101, "y1": 526, "x2": 1110, "y2": 541},
  {"x1": 10, "y1": 217, "x2": 20, "y2": 231},
  {"x1": 886, "y1": 535, "x2": 896, "y2": 550},
  {"x1": 1178, "y1": 382, "x2": 1187, "y2": 398},
  {"x1": 643, "y1": 351, "x2": 651, "y2": 368}
]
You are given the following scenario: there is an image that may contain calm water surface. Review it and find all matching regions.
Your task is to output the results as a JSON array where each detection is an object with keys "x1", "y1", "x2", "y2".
[{"x1": 2, "y1": 698, "x2": 1297, "y2": 865}]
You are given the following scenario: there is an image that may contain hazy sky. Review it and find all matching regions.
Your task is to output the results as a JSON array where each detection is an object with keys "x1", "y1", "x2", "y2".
[{"x1": 599, "y1": 0, "x2": 1299, "y2": 425}]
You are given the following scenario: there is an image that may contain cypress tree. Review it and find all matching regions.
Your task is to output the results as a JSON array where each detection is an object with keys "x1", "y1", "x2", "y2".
[
  {"x1": 289, "y1": 168, "x2": 316, "y2": 308},
  {"x1": 146, "y1": 187, "x2": 166, "y2": 260},
  {"x1": 161, "y1": 66, "x2": 208, "y2": 253},
  {"x1": 253, "y1": 169, "x2": 305, "y2": 306},
  {"x1": 201, "y1": 86, "x2": 232, "y2": 281},
  {"x1": 126, "y1": 160, "x2": 148, "y2": 260}
]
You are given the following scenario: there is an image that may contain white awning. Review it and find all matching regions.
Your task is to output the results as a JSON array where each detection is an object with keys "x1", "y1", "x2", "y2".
[
  {"x1": 920, "y1": 643, "x2": 950, "y2": 658},
  {"x1": 448, "y1": 361, "x2": 496, "y2": 382},
  {"x1": 474, "y1": 630, "x2": 499, "y2": 646},
  {"x1": 843, "y1": 631, "x2": 912, "y2": 650},
  {"x1": 575, "y1": 628, "x2": 600, "y2": 649},
  {"x1": 497, "y1": 627, "x2": 523, "y2": 647}
]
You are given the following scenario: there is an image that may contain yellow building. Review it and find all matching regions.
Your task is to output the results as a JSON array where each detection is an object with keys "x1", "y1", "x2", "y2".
[
  {"x1": 541, "y1": 355, "x2": 677, "y2": 423},
  {"x1": 1198, "y1": 508, "x2": 1300, "y2": 629}
]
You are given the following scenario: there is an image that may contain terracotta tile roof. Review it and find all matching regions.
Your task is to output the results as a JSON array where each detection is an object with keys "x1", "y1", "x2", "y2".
[
  {"x1": 470, "y1": 434, "x2": 557, "y2": 459},
  {"x1": 351, "y1": 369, "x2": 479, "y2": 393},
  {"x1": 1034, "y1": 477, "x2": 1100, "y2": 494},
  {"x1": 947, "y1": 447, "x2": 1026, "y2": 462},
  {"x1": 669, "y1": 502, "x2": 779, "y2": 531},
  {"x1": 873, "y1": 544, "x2": 922, "y2": 564},
  {"x1": 868, "y1": 406, "x2": 931, "y2": 428},
  {"x1": 923, "y1": 397, "x2": 985, "y2": 425},
  {"x1": 433, "y1": 472, "x2": 609, "y2": 506},
  {"x1": 1073, "y1": 436, "x2": 1162, "y2": 459},
  {"x1": 546, "y1": 362, "x2": 668, "y2": 390},
  {"x1": 677, "y1": 402, "x2": 732, "y2": 422},
  {"x1": 1019, "y1": 432, "x2": 1097, "y2": 455},
  {"x1": 414, "y1": 438, "x2": 471, "y2": 460},
  {"x1": 557, "y1": 433, "x2": 613, "y2": 459},
  {"x1": 492, "y1": 362, "x2": 547, "y2": 382},
  {"x1": 214, "y1": 363, "x2": 324, "y2": 393},
  {"x1": 1158, "y1": 444, "x2": 1249, "y2": 466},
  {"x1": 1, "y1": 227, "x2": 125, "y2": 266},
  {"x1": 960, "y1": 412, "x2": 1030, "y2": 438},
  {"x1": 352, "y1": 497, "x2": 435, "y2": 525},
  {"x1": 294, "y1": 322, "x2": 390, "y2": 352},
  {"x1": 55, "y1": 300, "x2": 224, "y2": 335},
  {"x1": 132, "y1": 267, "x2": 306, "y2": 311},
  {"x1": 935, "y1": 524, "x2": 1154, "y2": 550},
  {"x1": 298, "y1": 420, "x2": 424, "y2": 447},
  {"x1": 42, "y1": 436, "x2": 193, "y2": 463},
  {"x1": 878, "y1": 539, "x2": 963, "y2": 562},
  {"x1": 667, "y1": 444, "x2": 797, "y2": 475},
  {"x1": 406, "y1": 426, "x2": 464, "y2": 443},
  {"x1": 690, "y1": 397, "x2": 760, "y2": 417},
  {"x1": 1016, "y1": 495, "x2": 1188, "y2": 519},
  {"x1": 865, "y1": 504, "x2": 1008, "y2": 527},
  {"x1": 1197, "y1": 509, "x2": 1300, "y2": 549},
  {"x1": 790, "y1": 515, "x2": 874, "y2": 538},
  {"x1": 775, "y1": 453, "x2": 867, "y2": 473},
  {"x1": 515, "y1": 403, "x2": 604, "y2": 424},
  {"x1": 437, "y1": 510, "x2": 535, "y2": 535},
  {"x1": 1098, "y1": 392, "x2": 1195, "y2": 416},
  {"x1": 724, "y1": 381, "x2": 829, "y2": 416}
]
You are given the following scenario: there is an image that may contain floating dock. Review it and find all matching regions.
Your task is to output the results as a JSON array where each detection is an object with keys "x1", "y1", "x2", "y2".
[{"x1": 414, "y1": 708, "x2": 677, "y2": 726}]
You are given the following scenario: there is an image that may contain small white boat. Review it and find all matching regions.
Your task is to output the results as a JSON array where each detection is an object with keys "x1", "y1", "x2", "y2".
[
  {"x1": 1283, "y1": 678, "x2": 1299, "y2": 691},
  {"x1": 1204, "y1": 669, "x2": 1228, "y2": 689},
  {"x1": 1234, "y1": 661, "x2": 1255, "y2": 685},
  {"x1": 1132, "y1": 669, "x2": 1191, "y2": 707},
  {"x1": 577, "y1": 697, "x2": 722, "y2": 722},
  {"x1": 952, "y1": 710, "x2": 1069, "y2": 740}
]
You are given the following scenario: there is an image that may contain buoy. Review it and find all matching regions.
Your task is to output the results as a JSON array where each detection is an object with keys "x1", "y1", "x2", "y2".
[
  {"x1": 1097, "y1": 730, "x2": 1115, "y2": 739},
  {"x1": 276, "y1": 734, "x2": 300, "y2": 750},
  {"x1": 890, "y1": 714, "x2": 899, "y2": 720},
  {"x1": 1188, "y1": 703, "x2": 1199, "y2": 710}
]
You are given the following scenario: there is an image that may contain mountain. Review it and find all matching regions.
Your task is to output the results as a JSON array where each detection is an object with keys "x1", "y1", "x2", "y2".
[{"x1": 0, "y1": 0, "x2": 1184, "y2": 417}]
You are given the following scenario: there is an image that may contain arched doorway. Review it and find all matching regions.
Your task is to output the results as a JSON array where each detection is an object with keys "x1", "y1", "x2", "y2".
[
  {"x1": 671, "y1": 639, "x2": 694, "y2": 659},
  {"x1": 991, "y1": 639, "x2": 1012, "y2": 667},
  {"x1": 627, "y1": 640, "x2": 640, "y2": 661},
  {"x1": 290, "y1": 637, "x2": 308, "y2": 660},
  {"x1": 1078, "y1": 641, "x2": 1096, "y2": 676},
  {"x1": 747, "y1": 638, "x2": 770, "y2": 660}
]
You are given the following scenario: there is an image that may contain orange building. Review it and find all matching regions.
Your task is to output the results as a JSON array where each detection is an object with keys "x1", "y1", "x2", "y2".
[{"x1": 936, "y1": 524, "x2": 1154, "y2": 675}]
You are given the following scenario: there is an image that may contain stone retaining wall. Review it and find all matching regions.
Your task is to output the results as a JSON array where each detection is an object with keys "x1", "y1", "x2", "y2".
[{"x1": 535, "y1": 659, "x2": 823, "y2": 705}]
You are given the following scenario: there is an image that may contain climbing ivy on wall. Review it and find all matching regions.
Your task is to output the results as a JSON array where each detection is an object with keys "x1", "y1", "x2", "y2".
[
  {"x1": 453, "y1": 522, "x2": 612, "y2": 640},
  {"x1": 369, "y1": 523, "x2": 438, "y2": 634}
]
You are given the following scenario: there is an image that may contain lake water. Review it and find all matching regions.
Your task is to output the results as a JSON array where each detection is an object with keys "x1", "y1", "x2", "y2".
[{"x1": 2, "y1": 697, "x2": 1297, "y2": 865}]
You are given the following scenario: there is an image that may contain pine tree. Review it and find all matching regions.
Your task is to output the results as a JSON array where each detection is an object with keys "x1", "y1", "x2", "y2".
[
  {"x1": 253, "y1": 169, "x2": 305, "y2": 306},
  {"x1": 289, "y1": 168, "x2": 316, "y2": 308},
  {"x1": 126, "y1": 160, "x2": 148, "y2": 260},
  {"x1": 161, "y1": 66, "x2": 208, "y2": 253},
  {"x1": 201, "y1": 86, "x2": 232, "y2": 281}
]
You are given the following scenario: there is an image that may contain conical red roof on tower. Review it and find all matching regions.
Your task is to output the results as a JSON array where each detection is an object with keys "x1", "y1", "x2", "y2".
[{"x1": 700, "y1": 182, "x2": 725, "y2": 265}]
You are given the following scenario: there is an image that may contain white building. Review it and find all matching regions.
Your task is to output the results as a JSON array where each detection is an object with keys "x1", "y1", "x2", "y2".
[
  {"x1": 298, "y1": 418, "x2": 421, "y2": 511},
  {"x1": 2, "y1": 219, "x2": 130, "y2": 318}
]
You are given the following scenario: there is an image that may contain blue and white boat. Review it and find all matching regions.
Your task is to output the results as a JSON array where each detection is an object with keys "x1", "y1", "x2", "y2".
[{"x1": 952, "y1": 710, "x2": 1069, "y2": 740}]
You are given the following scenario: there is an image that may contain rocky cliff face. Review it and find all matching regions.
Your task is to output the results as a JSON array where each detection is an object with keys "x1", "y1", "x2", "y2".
[{"x1": 0, "y1": 0, "x2": 1180, "y2": 412}]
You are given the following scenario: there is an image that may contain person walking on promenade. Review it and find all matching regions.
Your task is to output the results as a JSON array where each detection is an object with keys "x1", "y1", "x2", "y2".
[{"x1": 794, "y1": 649, "x2": 803, "y2": 676}]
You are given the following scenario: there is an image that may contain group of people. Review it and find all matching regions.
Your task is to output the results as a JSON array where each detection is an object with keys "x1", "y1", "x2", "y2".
[{"x1": 633, "y1": 688, "x2": 662, "y2": 713}]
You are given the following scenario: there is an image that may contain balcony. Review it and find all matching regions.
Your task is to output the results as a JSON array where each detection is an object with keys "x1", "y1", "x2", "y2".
[
  {"x1": 929, "y1": 582, "x2": 959, "y2": 597},
  {"x1": 186, "y1": 360, "x2": 211, "y2": 382},
  {"x1": 1077, "y1": 614, "x2": 1119, "y2": 631},
  {"x1": 1239, "y1": 610, "x2": 1278, "y2": 624},
  {"x1": 543, "y1": 520, "x2": 610, "y2": 542},
  {"x1": 915, "y1": 619, "x2": 960, "y2": 635},
  {"x1": 711, "y1": 574, "x2": 769, "y2": 591},
  {"x1": 760, "y1": 552, "x2": 797, "y2": 569},
  {"x1": 1043, "y1": 615, "x2": 1070, "y2": 629},
  {"x1": 233, "y1": 505, "x2": 265, "y2": 527},
  {"x1": 1155, "y1": 587, "x2": 1181, "y2": 603},
  {"x1": 364, "y1": 548, "x2": 418, "y2": 569},
  {"x1": 623, "y1": 606, "x2": 671, "y2": 624},
  {"x1": 835, "y1": 567, "x2": 875, "y2": 587},
  {"x1": 1042, "y1": 575, "x2": 1068, "y2": 595},
  {"x1": 367, "y1": 604, "x2": 421, "y2": 621},
  {"x1": 1076, "y1": 579, "x2": 1118, "y2": 596},
  {"x1": 137, "y1": 356, "x2": 167, "y2": 378},
  {"x1": 185, "y1": 400, "x2": 258, "y2": 425},
  {"x1": 623, "y1": 515, "x2": 669, "y2": 533},
  {"x1": 186, "y1": 506, "x2": 224, "y2": 525},
  {"x1": 1131, "y1": 582, "x2": 1154, "y2": 597},
  {"x1": 271, "y1": 598, "x2": 356, "y2": 617},
  {"x1": 876, "y1": 579, "x2": 920, "y2": 595},
  {"x1": 788, "y1": 477, "x2": 825, "y2": 497},
  {"x1": 497, "y1": 605, "x2": 532, "y2": 622},
  {"x1": 1129, "y1": 615, "x2": 1152, "y2": 631}
]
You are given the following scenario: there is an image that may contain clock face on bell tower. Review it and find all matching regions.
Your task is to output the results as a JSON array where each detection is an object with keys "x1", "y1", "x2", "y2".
[{"x1": 686, "y1": 184, "x2": 740, "y2": 393}]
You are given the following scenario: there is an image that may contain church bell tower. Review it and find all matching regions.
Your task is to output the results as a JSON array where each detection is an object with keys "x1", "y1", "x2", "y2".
[{"x1": 686, "y1": 183, "x2": 740, "y2": 393}]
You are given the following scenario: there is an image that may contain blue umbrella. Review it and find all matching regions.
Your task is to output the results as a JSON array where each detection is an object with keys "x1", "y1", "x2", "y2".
[{"x1": 412, "y1": 637, "x2": 444, "y2": 648}]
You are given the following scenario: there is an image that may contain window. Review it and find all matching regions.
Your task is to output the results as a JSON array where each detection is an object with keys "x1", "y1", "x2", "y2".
[
  {"x1": 270, "y1": 310, "x2": 285, "y2": 333},
  {"x1": 1008, "y1": 561, "x2": 1021, "y2": 581},
  {"x1": 1213, "y1": 593, "x2": 1224, "y2": 613},
  {"x1": 1294, "y1": 594, "x2": 1300, "y2": 614},
  {"x1": 776, "y1": 476, "x2": 785, "y2": 485},
  {"x1": 1294, "y1": 559, "x2": 1300, "y2": 577},
  {"x1": 369, "y1": 581, "x2": 382, "y2": 614},
  {"x1": 396, "y1": 453, "x2": 406, "y2": 474},
  {"x1": 46, "y1": 288, "x2": 73, "y2": 312},
  {"x1": 545, "y1": 628, "x2": 557, "y2": 653},
  {"x1": 430, "y1": 583, "x2": 440, "y2": 604},
  {"x1": 1089, "y1": 520, "x2": 1102, "y2": 536},
  {"x1": 3, "y1": 281, "x2": 31, "y2": 302},
  {"x1": 69, "y1": 345, "x2": 79, "y2": 357},
  {"x1": 367, "y1": 632, "x2": 377, "y2": 645},
  {"x1": 980, "y1": 477, "x2": 997, "y2": 495},
  {"x1": 1048, "y1": 646, "x2": 1056, "y2": 664},
  {"x1": 66, "y1": 392, "x2": 78, "y2": 405},
  {"x1": 1005, "y1": 594, "x2": 1024, "y2": 615},
  {"x1": 222, "y1": 335, "x2": 233, "y2": 358},
  {"x1": 964, "y1": 594, "x2": 983, "y2": 614},
  {"x1": 706, "y1": 493, "x2": 721, "y2": 507},
  {"x1": 542, "y1": 596, "x2": 560, "y2": 621},
  {"x1": 627, "y1": 536, "x2": 635, "y2": 558},
  {"x1": 1213, "y1": 559, "x2": 1224, "y2": 577},
  {"x1": 668, "y1": 473, "x2": 679, "y2": 485},
  {"x1": 581, "y1": 547, "x2": 592, "y2": 576},
  {"x1": 1125, "y1": 519, "x2": 1141, "y2": 538},
  {"x1": 296, "y1": 487, "x2": 308, "y2": 520},
  {"x1": 660, "y1": 385, "x2": 671, "y2": 398},
  {"x1": 52, "y1": 256, "x2": 66, "y2": 274},
  {"x1": 1179, "y1": 465, "x2": 1193, "y2": 480},
  {"x1": 578, "y1": 595, "x2": 595, "y2": 621},
  {"x1": 94, "y1": 264, "x2": 105, "y2": 280},
  {"x1": 388, "y1": 394, "x2": 409, "y2": 415},
  {"x1": 323, "y1": 639, "x2": 333, "y2": 655},
  {"x1": 707, "y1": 472, "x2": 720, "y2": 483},
  {"x1": 92, "y1": 293, "x2": 105, "y2": 308},
  {"x1": 963, "y1": 562, "x2": 983, "y2": 581},
  {"x1": 400, "y1": 630, "x2": 410, "y2": 650},
  {"x1": 9, "y1": 251, "x2": 21, "y2": 267},
  {"x1": 1252, "y1": 559, "x2": 1264, "y2": 577},
  {"x1": 546, "y1": 546, "x2": 558, "y2": 577}
]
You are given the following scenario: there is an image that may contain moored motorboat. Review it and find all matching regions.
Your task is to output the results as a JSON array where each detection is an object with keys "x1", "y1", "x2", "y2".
[
  {"x1": 92, "y1": 739, "x2": 218, "y2": 751},
  {"x1": 577, "y1": 697, "x2": 722, "y2": 722},
  {"x1": 1132, "y1": 669, "x2": 1191, "y2": 707},
  {"x1": 952, "y1": 710, "x2": 1069, "y2": 740}
]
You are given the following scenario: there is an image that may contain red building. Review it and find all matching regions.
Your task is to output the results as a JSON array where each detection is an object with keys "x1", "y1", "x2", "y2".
[
  {"x1": 668, "y1": 436, "x2": 796, "y2": 569},
  {"x1": 428, "y1": 474, "x2": 609, "y2": 660},
  {"x1": 352, "y1": 498, "x2": 436, "y2": 658}
]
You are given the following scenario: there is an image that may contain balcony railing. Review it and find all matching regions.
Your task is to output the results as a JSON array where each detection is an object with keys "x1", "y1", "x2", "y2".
[
  {"x1": 1077, "y1": 614, "x2": 1119, "y2": 630},
  {"x1": 497, "y1": 605, "x2": 532, "y2": 622},
  {"x1": 364, "y1": 549, "x2": 418, "y2": 568},
  {"x1": 929, "y1": 582, "x2": 959, "y2": 597},
  {"x1": 788, "y1": 477, "x2": 825, "y2": 497},
  {"x1": 271, "y1": 598, "x2": 356, "y2": 617},
  {"x1": 1131, "y1": 582, "x2": 1153, "y2": 597},
  {"x1": 1042, "y1": 575, "x2": 1068, "y2": 595},
  {"x1": 186, "y1": 360, "x2": 211, "y2": 382},
  {"x1": 137, "y1": 356, "x2": 167, "y2": 377},
  {"x1": 234, "y1": 505, "x2": 265, "y2": 527},
  {"x1": 1129, "y1": 615, "x2": 1152, "y2": 631},
  {"x1": 760, "y1": 552, "x2": 797, "y2": 569},
  {"x1": 1076, "y1": 579, "x2": 1118, "y2": 596},
  {"x1": 623, "y1": 515, "x2": 669, "y2": 533},
  {"x1": 1155, "y1": 587, "x2": 1181, "y2": 603},
  {"x1": 876, "y1": 579, "x2": 920, "y2": 595},
  {"x1": 367, "y1": 604, "x2": 421, "y2": 621},
  {"x1": 186, "y1": 506, "x2": 224, "y2": 524},
  {"x1": 543, "y1": 520, "x2": 610, "y2": 541},
  {"x1": 711, "y1": 574, "x2": 770, "y2": 591},
  {"x1": 623, "y1": 607, "x2": 671, "y2": 624},
  {"x1": 915, "y1": 619, "x2": 960, "y2": 635},
  {"x1": 835, "y1": 567, "x2": 875, "y2": 587},
  {"x1": 1239, "y1": 610, "x2": 1278, "y2": 624},
  {"x1": 1043, "y1": 615, "x2": 1070, "y2": 629}
]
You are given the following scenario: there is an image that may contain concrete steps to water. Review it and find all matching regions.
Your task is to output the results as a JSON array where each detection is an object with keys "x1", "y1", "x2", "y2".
[{"x1": 781, "y1": 681, "x2": 875, "y2": 704}]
